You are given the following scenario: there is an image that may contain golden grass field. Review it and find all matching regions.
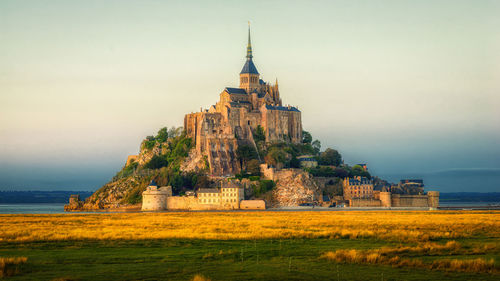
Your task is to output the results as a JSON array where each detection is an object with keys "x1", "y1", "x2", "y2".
[
  {"x1": 0, "y1": 210, "x2": 498, "y2": 242},
  {"x1": 0, "y1": 210, "x2": 499, "y2": 278}
]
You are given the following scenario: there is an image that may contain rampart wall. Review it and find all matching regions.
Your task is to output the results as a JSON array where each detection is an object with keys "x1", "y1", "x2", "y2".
[
  {"x1": 349, "y1": 198, "x2": 382, "y2": 207},
  {"x1": 348, "y1": 191, "x2": 440, "y2": 208}
]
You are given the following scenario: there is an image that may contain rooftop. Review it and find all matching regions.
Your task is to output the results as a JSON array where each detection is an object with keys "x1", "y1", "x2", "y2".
[
  {"x1": 197, "y1": 188, "x2": 219, "y2": 194},
  {"x1": 240, "y1": 59, "x2": 259, "y2": 75},
  {"x1": 264, "y1": 104, "x2": 300, "y2": 112},
  {"x1": 225, "y1": 87, "x2": 247, "y2": 95}
]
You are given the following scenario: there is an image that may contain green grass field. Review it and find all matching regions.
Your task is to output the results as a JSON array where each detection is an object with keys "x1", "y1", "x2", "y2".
[{"x1": 1, "y1": 238, "x2": 498, "y2": 281}]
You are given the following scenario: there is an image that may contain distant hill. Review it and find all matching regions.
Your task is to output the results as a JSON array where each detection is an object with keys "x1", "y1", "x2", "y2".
[{"x1": 0, "y1": 191, "x2": 94, "y2": 203}]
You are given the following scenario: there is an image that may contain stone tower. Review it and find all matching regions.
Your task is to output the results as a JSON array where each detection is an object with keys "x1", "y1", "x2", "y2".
[{"x1": 239, "y1": 23, "x2": 260, "y2": 93}]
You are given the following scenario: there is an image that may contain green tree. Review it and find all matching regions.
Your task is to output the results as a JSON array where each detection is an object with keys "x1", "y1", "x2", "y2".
[
  {"x1": 312, "y1": 140, "x2": 321, "y2": 155},
  {"x1": 253, "y1": 125, "x2": 266, "y2": 143},
  {"x1": 319, "y1": 148, "x2": 342, "y2": 166},
  {"x1": 302, "y1": 131, "x2": 312, "y2": 144},
  {"x1": 236, "y1": 145, "x2": 258, "y2": 172},
  {"x1": 265, "y1": 147, "x2": 288, "y2": 169},
  {"x1": 168, "y1": 126, "x2": 182, "y2": 138},
  {"x1": 350, "y1": 164, "x2": 371, "y2": 179},
  {"x1": 156, "y1": 127, "x2": 169, "y2": 143},
  {"x1": 143, "y1": 136, "x2": 156, "y2": 150}
]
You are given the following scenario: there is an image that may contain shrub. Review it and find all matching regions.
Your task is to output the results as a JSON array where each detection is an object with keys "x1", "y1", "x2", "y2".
[
  {"x1": 0, "y1": 256, "x2": 28, "y2": 278},
  {"x1": 145, "y1": 155, "x2": 168, "y2": 170},
  {"x1": 249, "y1": 175, "x2": 260, "y2": 181},
  {"x1": 191, "y1": 274, "x2": 211, "y2": 281},
  {"x1": 253, "y1": 180, "x2": 275, "y2": 197},
  {"x1": 143, "y1": 136, "x2": 156, "y2": 150}
]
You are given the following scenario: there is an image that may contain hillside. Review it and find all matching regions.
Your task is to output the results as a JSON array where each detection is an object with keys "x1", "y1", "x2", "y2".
[{"x1": 75, "y1": 127, "x2": 205, "y2": 210}]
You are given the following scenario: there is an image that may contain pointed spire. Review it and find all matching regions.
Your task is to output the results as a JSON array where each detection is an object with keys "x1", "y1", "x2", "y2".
[{"x1": 246, "y1": 21, "x2": 253, "y2": 59}]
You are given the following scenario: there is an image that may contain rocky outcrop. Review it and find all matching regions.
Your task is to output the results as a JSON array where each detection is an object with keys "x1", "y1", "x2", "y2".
[
  {"x1": 137, "y1": 141, "x2": 168, "y2": 165},
  {"x1": 180, "y1": 149, "x2": 208, "y2": 174},
  {"x1": 80, "y1": 175, "x2": 151, "y2": 210},
  {"x1": 271, "y1": 169, "x2": 321, "y2": 207}
]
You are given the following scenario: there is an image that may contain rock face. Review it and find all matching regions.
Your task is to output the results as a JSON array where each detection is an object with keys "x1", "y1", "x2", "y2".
[
  {"x1": 64, "y1": 194, "x2": 83, "y2": 211},
  {"x1": 180, "y1": 149, "x2": 208, "y2": 174},
  {"x1": 81, "y1": 176, "x2": 147, "y2": 209},
  {"x1": 271, "y1": 169, "x2": 321, "y2": 207}
]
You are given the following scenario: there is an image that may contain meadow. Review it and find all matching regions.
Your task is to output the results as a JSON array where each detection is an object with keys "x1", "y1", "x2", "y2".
[{"x1": 0, "y1": 211, "x2": 499, "y2": 280}]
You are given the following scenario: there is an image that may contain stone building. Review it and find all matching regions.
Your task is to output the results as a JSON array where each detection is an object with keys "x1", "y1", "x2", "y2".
[
  {"x1": 297, "y1": 155, "x2": 318, "y2": 168},
  {"x1": 343, "y1": 176, "x2": 374, "y2": 200},
  {"x1": 184, "y1": 25, "x2": 302, "y2": 176},
  {"x1": 198, "y1": 182, "x2": 245, "y2": 209},
  {"x1": 198, "y1": 188, "x2": 221, "y2": 205},
  {"x1": 141, "y1": 180, "x2": 173, "y2": 211}
]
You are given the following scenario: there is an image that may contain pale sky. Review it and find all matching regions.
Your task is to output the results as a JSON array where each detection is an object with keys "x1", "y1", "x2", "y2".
[{"x1": 1, "y1": 0, "x2": 499, "y2": 191}]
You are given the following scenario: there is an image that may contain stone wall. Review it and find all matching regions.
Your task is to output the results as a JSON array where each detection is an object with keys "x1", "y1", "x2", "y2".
[
  {"x1": 126, "y1": 155, "x2": 138, "y2": 166},
  {"x1": 349, "y1": 198, "x2": 382, "y2": 207},
  {"x1": 260, "y1": 164, "x2": 276, "y2": 181},
  {"x1": 166, "y1": 196, "x2": 221, "y2": 211},
  {"x1": 391, "y1": 194, "x2": 429, "y2": 207}
]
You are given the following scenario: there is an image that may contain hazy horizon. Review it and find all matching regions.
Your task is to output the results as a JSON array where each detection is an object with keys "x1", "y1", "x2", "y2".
[{"x1": 1, "y1": 0, "x2": 499, "y2": 192}]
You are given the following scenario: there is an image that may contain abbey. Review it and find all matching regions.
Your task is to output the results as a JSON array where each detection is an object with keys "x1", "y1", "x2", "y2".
[{"x1": 184, "y1": 26, "x2": 302, "y2": 176}]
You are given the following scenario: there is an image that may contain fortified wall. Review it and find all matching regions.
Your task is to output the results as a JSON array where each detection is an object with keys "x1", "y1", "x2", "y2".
[
  {"x1": 141, "y1": 181, "x2": 265, "y2": 211},
  {"x1": 349, "y1": 191, "x2": 439, "y2": 208}
]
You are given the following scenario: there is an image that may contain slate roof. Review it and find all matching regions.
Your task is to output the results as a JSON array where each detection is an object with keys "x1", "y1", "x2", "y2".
[
  {"x1": 240, "y1": 59, "x2": 259, "y2": 75},
  {"x1": 229, "y1": 101, "x2": 251, "y2": 107},
  {"x1": 225, "y1": 87, "x2": 247, "y2": 95},
  {"x1": 348, "y1": 177, "x2": 372, "y2": 185},
  {"x1": 149, "y1": 180, "x2": 158, "y2": 187},
  {"x1": 264, "y1": 104, "x2": 300, "y2": 112},
  {"x1": 197, "y1": 188, "x2": 220, "y2": 194}
]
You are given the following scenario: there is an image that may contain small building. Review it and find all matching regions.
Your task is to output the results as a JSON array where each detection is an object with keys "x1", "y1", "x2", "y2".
[
  {"x1": 221, "y1": 181, "x2": 244, "y2": 208},
  {"x1": 297, "y1": 155, "x2": 318, "y2": 168},
  {"x1": 240, "y1": 200, "x2": 266, "y2": 210},
  {"x1": 198, "y1": 182, "x2": 244, "y2": 209},
  {"x1": 126, "y1": 155, "x2": 138, "y2": 166},
  {"x1": 356, "y1": 164, "x2": 368, "y2": 171},
  {"x1": 343, "y1": 176, "x2": 374, "y2": 200},
  {"x1": 197, "y1": 188, "x2": 221, "y2": 205},
  {"x1": 141, "y1": 180, "x2": 172, "y2": 211}
]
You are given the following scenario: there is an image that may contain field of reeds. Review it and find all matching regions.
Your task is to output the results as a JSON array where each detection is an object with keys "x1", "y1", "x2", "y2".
[{"x1": 0, "y1": 210, "x2": 499, "y2": 280}]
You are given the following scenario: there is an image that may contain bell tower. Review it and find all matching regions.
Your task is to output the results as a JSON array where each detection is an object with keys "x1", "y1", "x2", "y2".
[{"x1": 239, "y1": 23, "x2": 260, "y2": 93}]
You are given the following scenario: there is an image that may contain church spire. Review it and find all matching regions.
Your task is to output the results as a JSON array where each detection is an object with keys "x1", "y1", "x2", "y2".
[
  {"x1": 240, "y1": 22, "x2": 259, "y2": 75},
  {"x1": 246, "y1": 21, "x2": 253, "y2": 59}
]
